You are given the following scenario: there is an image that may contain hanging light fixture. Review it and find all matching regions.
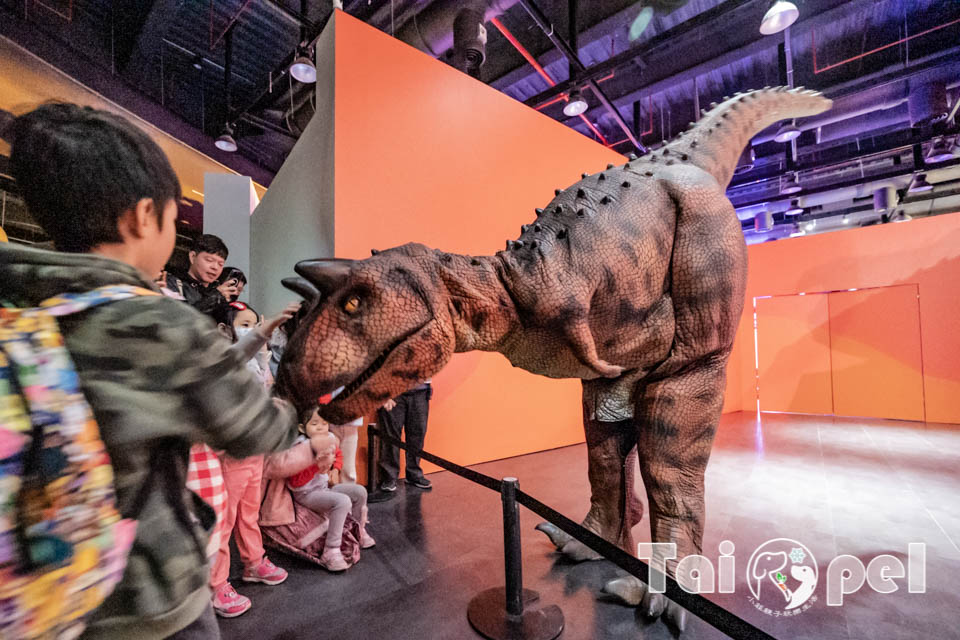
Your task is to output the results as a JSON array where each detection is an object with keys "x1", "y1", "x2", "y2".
[
  {"x1": 290, "y1": 50, "x2": 317, "y2": 83},
  {"x1": 760, "y1": 0, "x2": 799, "y2": 35},
  {"x1": 926, "y1": 137, "x2": 954, "y2": 163},
  {"x1": 908, "y1": 173, "x2": 933, "y2": 193},
  {"x1": 215, "y1": 123, "x2": 238, "y2": 153},
  {"x1": 780, "y1": 172, "x2": 802, "y2": 195},
  {"x1": 774, "y1": 121, "x2": 801, "y2": 143},
  {"x1": 784, "y1": 199, "x2": 803, "y2": 215},
  {"x1": 563, "y1": 88, "x2": 589, "y2": 117},
  {"x1": 629, "y1": 5, "x2": 655, "y2": 41}
]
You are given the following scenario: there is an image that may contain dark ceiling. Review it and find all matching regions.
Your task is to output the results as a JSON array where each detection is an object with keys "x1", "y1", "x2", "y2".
[{"x1": 2, "y1": 0, "x2": 959, "y2": 240}]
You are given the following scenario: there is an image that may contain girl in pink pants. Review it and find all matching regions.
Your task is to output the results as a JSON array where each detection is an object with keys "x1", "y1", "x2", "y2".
[{"x1": 209, "y1": 301, "x2": 297, "y2": 618}]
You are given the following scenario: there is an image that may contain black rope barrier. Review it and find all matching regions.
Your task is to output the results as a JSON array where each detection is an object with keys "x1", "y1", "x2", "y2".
[{"x1": 366, "y1": 425, "x2": 777, "y2": 640}]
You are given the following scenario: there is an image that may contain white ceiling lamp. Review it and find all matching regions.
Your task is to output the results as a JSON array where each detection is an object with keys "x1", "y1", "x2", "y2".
[
  {"x1": 908, "y1": 173, "x2": 933, "y2": 193},
  {"x1": 563, "y1": 88, "x2": 589, "y2": 117},
  {"x1": 926, "y1": 137, "x2": 954, "y2": 163},
  {"x1": 774, "y1": 121, "x2": 801, "y2": 143},
  {"x1": 784, "y1": 198, "x2": 803, "y2": 215},
  {"x1": 290, "y1": 51, "x2": 317, "y2": 83},
  {"x1": 780, "y1": 172, "x2": 802, "y2": 195},
  {"x1": 760, "y1": 1, "x2": 799, "y2": 35},
  {"x1": 214, "y1": 123, "x2": 238, "y2": 153}
]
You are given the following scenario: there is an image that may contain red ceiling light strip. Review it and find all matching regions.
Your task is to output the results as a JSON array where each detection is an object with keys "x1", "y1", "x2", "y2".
[
  {"x1": 812, "y1": 17, "x2": 960, "y2": 74},
  {"x1": 491, "y1": 17, "x2": 608, "y2": 145}
]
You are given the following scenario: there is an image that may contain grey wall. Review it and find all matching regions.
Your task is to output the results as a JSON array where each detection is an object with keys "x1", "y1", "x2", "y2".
[
  {"x1": 249, "y1": 15, "x2": 336, "y2": 315},
  {"x1": 203, "y1": 173, "x2": 257, "y2": 302}
]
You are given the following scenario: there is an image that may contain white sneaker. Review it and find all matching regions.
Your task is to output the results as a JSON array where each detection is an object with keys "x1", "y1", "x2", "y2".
[
  {"x1": 360, "y1": 527, "x2": 376, "y2": 549},
  {"x1": 320, "y1": 546, "x2": 350, "y2": 572}
]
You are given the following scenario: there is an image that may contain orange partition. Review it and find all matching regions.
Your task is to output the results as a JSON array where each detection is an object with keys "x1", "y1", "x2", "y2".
[
  {"x1": 756, "y1": 294, "x2": 833, "y2": 414},
  {"x1": 828, "y1": 286, "x2": 924, "y2": 421},
  {"x1": 329, "y1": 12, "x2": 625, "y2": 471},
  {"x1": 729, "y1": 212, "x2": 960, "y2": 424}
]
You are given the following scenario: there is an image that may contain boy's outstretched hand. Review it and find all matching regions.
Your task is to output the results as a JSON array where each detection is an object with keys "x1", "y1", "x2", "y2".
[{"x1": 261, "y1": 302, "x2": 302, "y2": 337}]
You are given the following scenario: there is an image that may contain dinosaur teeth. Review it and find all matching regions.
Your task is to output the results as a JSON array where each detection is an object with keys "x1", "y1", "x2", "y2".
[{"x1": 606, "y1": 163, "x2": 615, "y2": 170}]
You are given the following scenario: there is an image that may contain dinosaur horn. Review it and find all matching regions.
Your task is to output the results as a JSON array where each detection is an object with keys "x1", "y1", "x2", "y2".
[
  {"x1": 281, "y1": 277, "x2": 321, "y2": 307},
  {"x1": 294, "y1": 258, "x2": 355, "y2": 296}
]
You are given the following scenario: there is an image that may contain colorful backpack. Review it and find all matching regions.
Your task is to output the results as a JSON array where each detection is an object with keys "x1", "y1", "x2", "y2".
[{"x1": 0, "y1": 285, "x2": 157, "y2": 640}]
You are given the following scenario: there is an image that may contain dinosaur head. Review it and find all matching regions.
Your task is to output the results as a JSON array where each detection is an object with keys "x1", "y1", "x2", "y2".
[{"x1": 277, "y1": 243, "x2": 455, "y2": 423}]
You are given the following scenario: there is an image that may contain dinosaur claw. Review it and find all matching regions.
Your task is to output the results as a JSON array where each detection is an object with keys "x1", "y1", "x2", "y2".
[
  {"x1": 601, "y1": 575, "x2": 645, "y2": 606},
  {"x1": 535, "y1": 522, "x2": 572, "y2": 549},
  {"x1": 597, "y1": 363, "x2": 625, "y2": 378},
  {"x1": 665, "y1": 601, "x2": 688, "y2": 634},
  {"x1": 560, "y1": 538, "x2": 603, "y2": 562}
]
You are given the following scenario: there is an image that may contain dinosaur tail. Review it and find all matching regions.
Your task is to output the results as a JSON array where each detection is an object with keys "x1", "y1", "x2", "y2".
[{"x1": 664, "y1": 87, "x2": 833, "y2": 188}]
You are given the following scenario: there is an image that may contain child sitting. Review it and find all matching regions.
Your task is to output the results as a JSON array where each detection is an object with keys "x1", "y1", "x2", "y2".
[{"x1": 288, "y1": 407, "x2": 374, "y2": 571}]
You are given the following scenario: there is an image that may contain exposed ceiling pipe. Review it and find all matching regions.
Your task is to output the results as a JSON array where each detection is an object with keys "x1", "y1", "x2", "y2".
[{"x1": 516, "y1": 0, "x2": 646, "y2": 153}]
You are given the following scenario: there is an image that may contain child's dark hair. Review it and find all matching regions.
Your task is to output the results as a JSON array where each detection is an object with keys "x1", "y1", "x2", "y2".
[
  {"x1": 210, "y1": 301, "x2": 260, "y2": 341},
  {"x1": 9, "y1": 103, "x2": 181, "y2": 252},
  {"x1": 193, "y1": 234, "x2": 229, "y2": 260},
  {"x1": 218, "y1": 266, "x2": 248, "y2": 287}
]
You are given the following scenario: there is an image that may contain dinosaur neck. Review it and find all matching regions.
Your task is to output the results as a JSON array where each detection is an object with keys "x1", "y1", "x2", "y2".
[{"x1": 431, "y1": 252, "x2": 521, "y2": 354}]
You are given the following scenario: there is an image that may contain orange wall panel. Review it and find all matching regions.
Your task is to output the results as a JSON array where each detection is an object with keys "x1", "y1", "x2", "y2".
[
  {"x1": 732, "y1": 213, "x2": 960, "y2": 424},
  {"x1": 331, "y1": 13, "x2": 625, "y2": 470},
  {"x1": 756, "y1": 294, "x2": 834, "y2": 414},
  {"x1": 828, "y1": 286, "x2": 924, "y2": 422}
]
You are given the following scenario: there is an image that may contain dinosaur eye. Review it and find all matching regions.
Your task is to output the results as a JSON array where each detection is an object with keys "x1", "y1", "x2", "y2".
[{"x1": 343, "y1": 295, "x2": 361, "y2": 315}]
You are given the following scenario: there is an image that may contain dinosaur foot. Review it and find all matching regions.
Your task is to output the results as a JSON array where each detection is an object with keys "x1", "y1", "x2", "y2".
[
  {"x1": 534, "y1": 522, "x2": 603, "y2": 561},
  {"x1": 602, "y1": 575, "x2": 688, "y2": 634}
]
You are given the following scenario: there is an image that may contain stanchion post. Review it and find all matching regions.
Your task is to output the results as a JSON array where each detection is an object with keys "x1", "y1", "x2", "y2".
[
  {"x1": 366, "y1": 422, "x2": 378, "y2": 493},
  {"x1": 467, "y1": 477, "x2": 564, "y2": 640},
  {"x1": 501, "y1": 477, "x2": 523, "y2": 617}
]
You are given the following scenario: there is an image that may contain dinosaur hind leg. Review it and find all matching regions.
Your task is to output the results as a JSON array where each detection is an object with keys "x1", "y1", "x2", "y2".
[
  {"x1": 537, "y1": 385, "x2": 639, "y2": 561},
  {"x1": 603, "y1": 355, "x2": 727, "y2": 633}
]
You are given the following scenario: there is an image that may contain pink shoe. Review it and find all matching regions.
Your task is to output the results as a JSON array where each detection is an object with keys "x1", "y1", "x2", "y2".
[
  {"x1": 242, "y1": 557, "x2": 288, "y2": 586},
  {"x1": 360, "y1": 527, "x2": 376, "y2": 549},
  {"x1": 212, "y1": 583, "x2": 251, "y2": 618},
  {"x1": 319, "y1": 547, "x2": 350, "y2": 572}
]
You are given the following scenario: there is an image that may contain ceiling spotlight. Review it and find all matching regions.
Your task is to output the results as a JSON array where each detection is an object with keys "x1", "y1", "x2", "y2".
[
  {"x1": 214, "y1": 124, "x2": 238, "y2": 153},
  {"x1": 842, "y1": 214, "x2": 850, "y2": 224},
  {"x1": 908, "y1": 173, "x2": 933, "y2": 193},
  {"x1": 760, "y1": 0, "x2": 799, "y2": 35},
  {"x1": 774, "y1": 121, "x2": 802, "y2": 143},
  {"x1": 563, "y1": 88, "x2": 589, "y2": 117},
  {"x1": 780, "y1": 172, "x2": 802, "y2": 195},
  {"x1": 290, "y1": 52, "x2": 317, "y2": 83},
  {"x1": 784, "y1": 199, "x2": 803, "y2": 215},
  {"x1": 804, "y1": 220, "x2": 816, "y2": 232},
  {"x1": 926, "y1": 137, "x2": 954, "y2": 163},
  {"x1": 192, "y1": 55, "x2": 203, "y2": 70}
]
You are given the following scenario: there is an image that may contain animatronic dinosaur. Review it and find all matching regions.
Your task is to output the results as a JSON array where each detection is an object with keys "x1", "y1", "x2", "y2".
[{"x1": 277, "y1": 87, "x2": 832, "y2": 630}]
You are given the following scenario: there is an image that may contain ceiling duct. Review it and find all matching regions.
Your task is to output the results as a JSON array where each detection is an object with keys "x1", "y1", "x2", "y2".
[
  {"x1": 395, "y1": 0, "x2": 517, "y2": 65},
  {"x1": 452, "y1": 8, "x2": 487, "y2": 78},
  {"x1": 909, "y1": 82, "x2": 948, "y2": 127}
]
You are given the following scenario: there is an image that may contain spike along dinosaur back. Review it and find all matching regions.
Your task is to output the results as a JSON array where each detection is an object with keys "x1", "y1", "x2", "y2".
[{"x1": 277, "y1": 87, "x2": 832, "y2": 630}]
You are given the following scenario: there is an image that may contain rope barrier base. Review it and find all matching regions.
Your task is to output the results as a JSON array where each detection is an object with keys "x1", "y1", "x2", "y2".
[{"x1": 467, "y1": 588, "x2": 564, "y2": 640}]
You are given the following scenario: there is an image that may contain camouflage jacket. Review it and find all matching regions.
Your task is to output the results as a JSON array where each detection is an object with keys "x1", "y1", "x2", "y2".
[{"x1": 0, "y1": 243, "x2": 299, "y2": 640}]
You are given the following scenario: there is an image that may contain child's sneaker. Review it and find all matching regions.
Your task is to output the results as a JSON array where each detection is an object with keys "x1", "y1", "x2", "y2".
[
  {"x1": 242, "y1": 557, "x2": 288, "y2": 585},
  {"x1": 212, "y1": 583, "x2": 251, "y2": 618},
  {"x1": 360, "y1": 527, "x2": 376, "y2": 549},
  {"x1": 319, "y1": 546, "x2": 350, "y2": 572}
]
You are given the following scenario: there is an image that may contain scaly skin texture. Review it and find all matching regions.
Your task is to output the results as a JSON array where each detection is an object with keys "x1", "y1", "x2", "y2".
[{"x1": 278, "y1": 87, "x2": 832, "y2": 629}]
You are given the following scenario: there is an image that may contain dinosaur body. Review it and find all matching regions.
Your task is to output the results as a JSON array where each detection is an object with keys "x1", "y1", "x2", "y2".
[{"x1": 278, "y1": 87, "x2": 832, "y2": 629}]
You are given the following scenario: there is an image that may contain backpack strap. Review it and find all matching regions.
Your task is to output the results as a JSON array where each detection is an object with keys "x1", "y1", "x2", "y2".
[{"x1": 38, "y1": 285, "x2": 160, "y2": 317}]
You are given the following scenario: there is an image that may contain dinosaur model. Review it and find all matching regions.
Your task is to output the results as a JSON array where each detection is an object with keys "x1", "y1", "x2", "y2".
[{"x1": 276, "y1": 87, "x2": 832, "y2": 630}]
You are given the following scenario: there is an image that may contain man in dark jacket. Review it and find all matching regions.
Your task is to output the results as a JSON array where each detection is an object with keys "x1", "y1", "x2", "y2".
[
  {"x1": 1, "y1": 103, "x2": 300, "y2": 640},
  {"x1": 165, "y1": 234, "x2": 238, "y2": 314}
]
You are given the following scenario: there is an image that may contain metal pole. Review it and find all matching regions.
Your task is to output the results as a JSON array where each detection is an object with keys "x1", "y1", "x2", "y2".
[
  {"x1": 501, "y1": 477, "x2": 523, "y2": 617},
  {"x1": 366, "y1": 423, "x2": 378, "y2": 493}
]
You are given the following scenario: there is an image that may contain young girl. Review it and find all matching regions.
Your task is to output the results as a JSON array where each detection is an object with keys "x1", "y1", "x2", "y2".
[
  {"x1": 208, "y1": 300, "x2": 298, "y2": 617},
  {"x1": 288, "y1": 407, "x2": 375, "y2": 571}
]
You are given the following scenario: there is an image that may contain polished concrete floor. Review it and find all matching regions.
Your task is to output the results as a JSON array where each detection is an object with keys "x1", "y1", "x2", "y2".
[{"x1": 219, "y1": 412, "x2": 960, "y2": 639}]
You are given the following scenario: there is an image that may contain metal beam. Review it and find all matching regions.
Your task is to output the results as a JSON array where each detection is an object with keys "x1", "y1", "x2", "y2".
[{"x1": 517, "y1": 0, "x2": 645, "y2": 152}]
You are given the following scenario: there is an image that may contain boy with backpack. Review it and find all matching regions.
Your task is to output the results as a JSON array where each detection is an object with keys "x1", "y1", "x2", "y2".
[{"x1": 0, "y1": 104, "x2": 302, "y2": 639}]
